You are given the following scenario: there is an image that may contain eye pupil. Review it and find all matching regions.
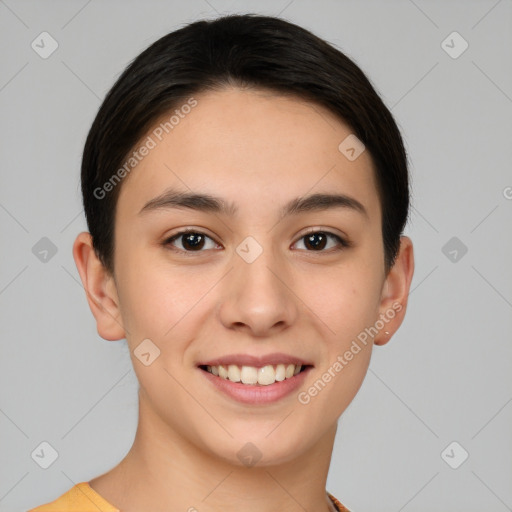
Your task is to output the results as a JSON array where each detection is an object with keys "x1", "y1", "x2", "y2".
[
  {"x1": 304, "y1": 232, "x2": 327, "y2": 250},
  {"x1": 183, "y1": 233, "x2": 205, "y2": 250}
]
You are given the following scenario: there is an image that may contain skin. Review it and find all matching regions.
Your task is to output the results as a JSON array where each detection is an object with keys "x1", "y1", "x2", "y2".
[{"x1": 73, "y1": 87, "x2": 414, "y2": 512}]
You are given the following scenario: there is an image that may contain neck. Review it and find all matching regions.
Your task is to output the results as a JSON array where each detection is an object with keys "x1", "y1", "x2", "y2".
[{"x1": 90, "y1": 389, "x2": 339, "y2": 512}]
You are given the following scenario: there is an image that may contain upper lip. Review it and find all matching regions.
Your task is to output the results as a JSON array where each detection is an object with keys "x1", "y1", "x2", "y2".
[{"x1": 198, "y1": 352, "x2": 313, "y2": 368}]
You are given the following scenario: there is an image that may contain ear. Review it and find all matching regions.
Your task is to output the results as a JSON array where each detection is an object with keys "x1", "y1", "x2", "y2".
[
  {"x1": 373, "y1": 236, "x2": 414, "y2": 346},
  {"x1": 72, "y1": 231, "x2": 126, "y2": 341}
]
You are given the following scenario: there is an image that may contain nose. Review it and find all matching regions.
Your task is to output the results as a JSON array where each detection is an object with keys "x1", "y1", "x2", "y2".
[{"x1": 218, "y1": 244, "x2": 299, "y2": 338}]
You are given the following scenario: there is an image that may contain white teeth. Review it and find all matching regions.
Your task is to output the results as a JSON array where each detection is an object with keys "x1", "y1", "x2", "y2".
[
  {"x1": 228, "y1": 364, "x2": 241, "y2": 382},
  {"x1": 241, "y1": 366, "x2": 258, "y2": 385},
  {"x1": 258, "y1": 365, "x2": 276, "y2": 386},
  {"x1": 275, "y1": 364, "x2": 286, "y2": 381},
  {"x1": 218, "y1": 365, "x2": 228, "y2": 379},
  {"x1": 205, "y1": 363, "x2": 304, "y2": 385}
]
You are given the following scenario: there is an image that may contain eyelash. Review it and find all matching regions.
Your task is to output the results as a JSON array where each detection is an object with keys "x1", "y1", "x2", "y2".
[{"x1": 162, "y1": 228, "x2": 352, "y2": 255}]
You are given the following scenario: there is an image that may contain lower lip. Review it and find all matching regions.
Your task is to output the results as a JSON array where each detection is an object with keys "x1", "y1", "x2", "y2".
[{"x1": 200, "y1": 367, "x2": 312, "y2": 405}]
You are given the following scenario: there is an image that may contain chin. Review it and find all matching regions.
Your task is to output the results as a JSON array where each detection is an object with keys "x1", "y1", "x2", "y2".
[{"x1": 200, "y1": 428, "x2": 313, "y2": 469}]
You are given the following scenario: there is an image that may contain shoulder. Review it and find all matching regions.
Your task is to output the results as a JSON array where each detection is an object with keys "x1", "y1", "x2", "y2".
[
  {"x1": 328, "y1": 491, "x2": 352, "y2": 512},
  {"x1": 27, "y1": 482, "x2": 119, "y2": 512},
  {"x1": 29, "y1": 484, "x2": 346, "y2": 512}
]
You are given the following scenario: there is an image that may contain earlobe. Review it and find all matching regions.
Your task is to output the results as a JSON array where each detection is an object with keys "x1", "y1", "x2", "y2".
[
  {"x1": 72, "y1": 231, "x2": 126, "y2": 341},
  {"x1": 374, "y1": 236, "x2": 415, "y2": 346}
]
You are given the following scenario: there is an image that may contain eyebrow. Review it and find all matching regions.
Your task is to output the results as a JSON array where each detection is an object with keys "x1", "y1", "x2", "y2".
[{"x1": 139, "y1": 188, "x2": 368, "y2": 220}]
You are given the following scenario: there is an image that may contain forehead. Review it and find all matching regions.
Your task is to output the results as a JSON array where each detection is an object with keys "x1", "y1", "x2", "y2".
[{"x1": 116, "y1": 87, "x2": 380, "y2": 224}]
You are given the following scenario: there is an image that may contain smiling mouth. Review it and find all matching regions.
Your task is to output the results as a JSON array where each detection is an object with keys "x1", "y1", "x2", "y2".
[{"x1": 199, "y1": 363, "x2": 311, "y2": 386}]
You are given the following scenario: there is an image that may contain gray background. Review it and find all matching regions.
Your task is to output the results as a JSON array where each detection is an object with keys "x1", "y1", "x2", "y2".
[{"x1": 1, "y1": 1, "x2": 511, "y2": 511}]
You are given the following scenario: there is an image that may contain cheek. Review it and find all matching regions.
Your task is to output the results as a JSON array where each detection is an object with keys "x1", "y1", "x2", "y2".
[
  {"x1": 294, "y1": 264, "x2": 380, "y2": 405},
  {"x1": 296, "y1": 263, "x2": 382, "y2": 339},
  {"x1": 114, "y1": 246, "x2": 193, "y2": 333},
  {"x1": 296, "y1": 338, "x2": 372, "y2": 434},
  {"x1": 331, "y1": 344, "x2": 372, "y2": 412}
]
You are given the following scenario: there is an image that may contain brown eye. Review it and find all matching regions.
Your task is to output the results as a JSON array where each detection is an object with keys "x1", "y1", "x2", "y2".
[
  {"x1": 294, "y1": 231, "x2": 350, "y2": 252},
  {"x1": 164, "y1": 230, "x2": 218, "y2": 252}
]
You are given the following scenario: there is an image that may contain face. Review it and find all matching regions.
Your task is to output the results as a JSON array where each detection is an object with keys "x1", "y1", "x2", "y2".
[{"x1": 93, "y1": 87, "x2": 406, "y2": 466}]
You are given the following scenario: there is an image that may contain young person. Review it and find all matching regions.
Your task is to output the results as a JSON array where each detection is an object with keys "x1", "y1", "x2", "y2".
[{"x1": 29, "y1": 13, "x2": 414, "y2": 512}]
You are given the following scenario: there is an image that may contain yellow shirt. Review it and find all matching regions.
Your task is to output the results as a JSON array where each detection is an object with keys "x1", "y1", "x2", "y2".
[{"x1": 27, "y1": 482, "x2": 350, "y2": 511}]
